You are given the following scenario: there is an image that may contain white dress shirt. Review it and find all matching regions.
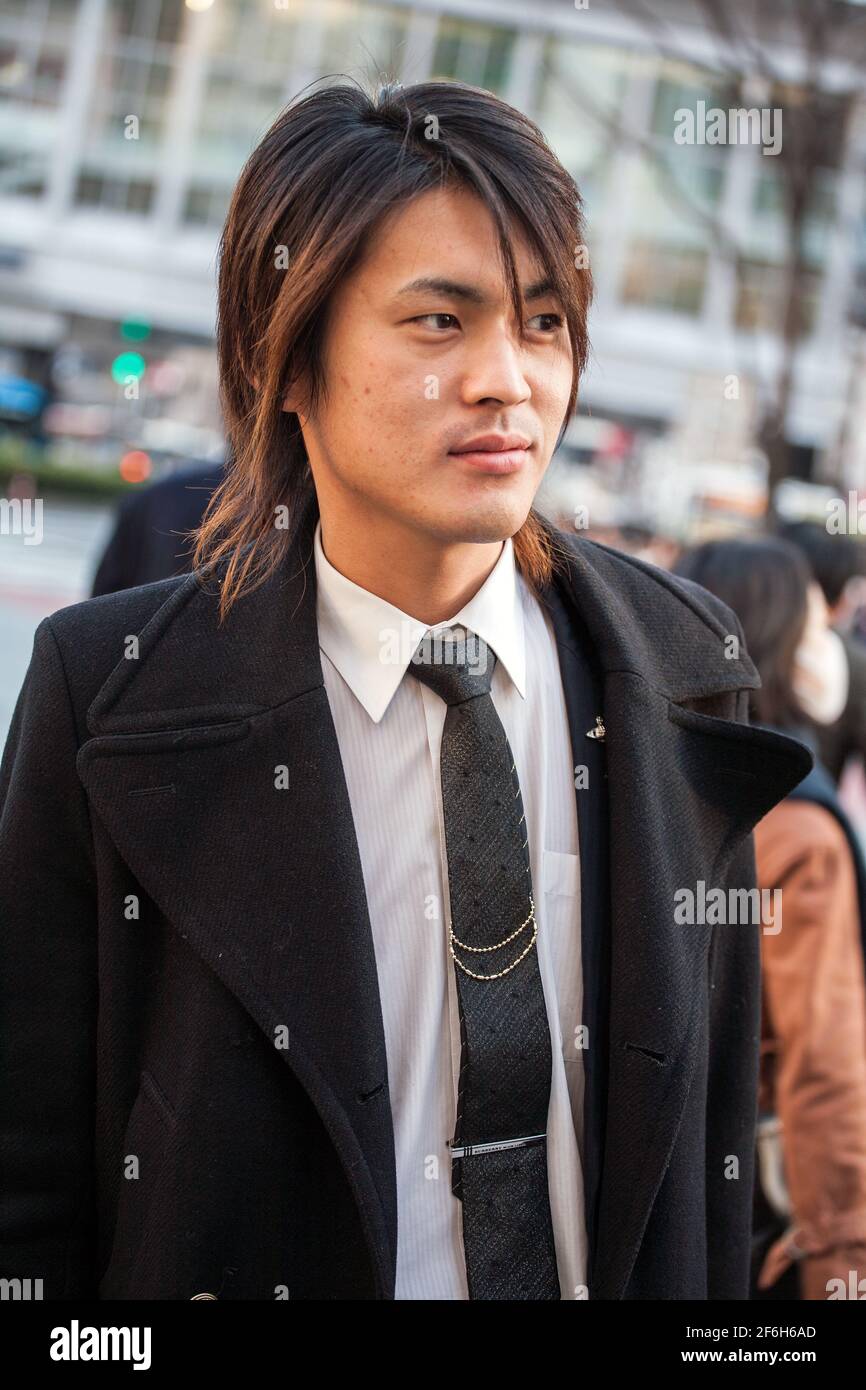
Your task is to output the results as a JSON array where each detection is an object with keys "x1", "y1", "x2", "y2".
[{"x1": 313, "y1": 519, "x2": 587, "y2": 1299}]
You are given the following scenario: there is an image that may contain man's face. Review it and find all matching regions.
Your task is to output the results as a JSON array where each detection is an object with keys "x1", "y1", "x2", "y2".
[{"x1": 291, "y1": 183, "x2": 574, "y2": 548}]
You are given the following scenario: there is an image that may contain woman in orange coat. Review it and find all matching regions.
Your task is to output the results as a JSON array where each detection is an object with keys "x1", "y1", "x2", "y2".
[{"x1": 676, "y1": 536, "x2": 866, "y2": 1299}]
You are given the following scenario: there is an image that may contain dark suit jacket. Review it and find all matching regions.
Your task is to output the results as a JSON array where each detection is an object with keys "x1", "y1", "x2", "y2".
[
  {"x1": 90, "y1": 464, "x2": 225, "y2": 597},
  {"x1": 0, "y1": 485, "x2": 812, "y2": 1300}
]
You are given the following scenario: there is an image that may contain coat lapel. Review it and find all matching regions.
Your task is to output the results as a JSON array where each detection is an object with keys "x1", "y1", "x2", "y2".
[
  {"x1": 77, "y1": 487, "x2": 399, "y2": 1298},
  {"x1": 537, "y1": 577, "x2": 610, "y2": 1293},
  {"x1": 538, "y1": 533, "x2": 812, "y2": 1298}
]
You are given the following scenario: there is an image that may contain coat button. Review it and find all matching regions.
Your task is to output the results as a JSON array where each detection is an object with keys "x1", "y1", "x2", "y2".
[{"x1": 190, "y1": 1292, "x2": 218, "y2": 1300}]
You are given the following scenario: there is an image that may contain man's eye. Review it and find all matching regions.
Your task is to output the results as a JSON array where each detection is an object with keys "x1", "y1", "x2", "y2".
[
  {"x1": 528, "y1": 313, "x2": 564, "y2": 332},
  {"x1": 412, "y1": 313, "x2": 460, "y2": 330}
]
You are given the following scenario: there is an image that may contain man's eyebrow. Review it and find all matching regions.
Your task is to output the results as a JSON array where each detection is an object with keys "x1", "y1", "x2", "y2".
[{"x1": 393, "y1": 276, "x2": 558, "y2": 305}]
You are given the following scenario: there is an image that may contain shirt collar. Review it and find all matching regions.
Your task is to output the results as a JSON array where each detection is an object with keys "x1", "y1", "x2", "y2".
[{"x1": 313, "y1": 518, "x2": 527, "y2": 723}]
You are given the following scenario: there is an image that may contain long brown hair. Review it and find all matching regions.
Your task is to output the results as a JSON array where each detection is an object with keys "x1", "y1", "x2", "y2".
[
  {"x1": 674, "y1": 536, "x2": 812, "y2": 730},
  {"x1": 192, "y1": 78, "x2": 594, "y2": 620}
]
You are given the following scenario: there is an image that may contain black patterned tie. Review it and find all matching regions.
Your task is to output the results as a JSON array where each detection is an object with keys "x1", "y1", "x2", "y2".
[{"x1": 409, "y1": 627, "x2": 560, "y2": 1300}]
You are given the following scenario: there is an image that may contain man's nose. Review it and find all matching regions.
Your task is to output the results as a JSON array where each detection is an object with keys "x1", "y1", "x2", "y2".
[{"x1": 460, "y1": 329, "x2": 531, "y2": 406}]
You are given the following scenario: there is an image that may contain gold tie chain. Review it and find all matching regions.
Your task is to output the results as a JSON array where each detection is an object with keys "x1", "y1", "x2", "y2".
[{"x1": 449, "y1": 896, "x2": 537, "y2": 980}]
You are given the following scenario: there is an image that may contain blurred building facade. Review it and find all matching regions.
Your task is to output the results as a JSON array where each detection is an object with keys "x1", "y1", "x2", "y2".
[{"x1": 1, "y1": 0, "x2": 866, "y2": 478}]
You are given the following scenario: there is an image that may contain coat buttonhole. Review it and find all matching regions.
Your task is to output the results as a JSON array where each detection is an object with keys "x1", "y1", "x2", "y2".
[{"x1": 624, "y1": 1041, "x2": 668, "y2": 1066}]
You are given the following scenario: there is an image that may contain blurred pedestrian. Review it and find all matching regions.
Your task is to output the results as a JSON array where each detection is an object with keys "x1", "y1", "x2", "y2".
[
  {"x1": 676, "y1": 536, "x2": 866, "y2": 1300},
  {"x1": 90, "y1": 461, "x2": 225, "y2": 596},
  {"x1": 779, "y1": 521, "x2": 866, "y2": 784}
]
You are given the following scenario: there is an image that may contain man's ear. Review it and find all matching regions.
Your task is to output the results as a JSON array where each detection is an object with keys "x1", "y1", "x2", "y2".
[
  {"x1": 280, "y1": 383, "x2": 306, "y2": 416},
  {"x1": 243, "y1": 367, "x2": 305, "y2": 417},
  {"x1": 280, "y1": 371, "x2": 312, "y2": 421}
]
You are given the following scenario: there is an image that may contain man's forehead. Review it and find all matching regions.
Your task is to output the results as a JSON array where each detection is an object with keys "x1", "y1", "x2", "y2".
[{"x1": 359, "y1": 186, "x2": 544, "y2": 293}]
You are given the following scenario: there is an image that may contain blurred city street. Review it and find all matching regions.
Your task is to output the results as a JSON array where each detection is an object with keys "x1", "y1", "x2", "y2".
[{"x1": 0, "y1": 499, "x2": 113, "y2": 741}]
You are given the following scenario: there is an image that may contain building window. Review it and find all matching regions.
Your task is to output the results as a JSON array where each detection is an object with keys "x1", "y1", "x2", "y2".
[
  {"x1": 734, "y1": 88, "x2": 843, "y2": 338},
  {"x1": 0, "y1": 0, "x2": 77, "y2": 198},
  {"x1": 430, "y1": 15, "x2": 515, "y2": 91},
  {"x1": 734, "y1": 258, "x2": 821, "y2": 336},
  {"x1": 75, "y1": 169, "x2": 155, "y2": 213},
  {"x1": 182, "y1": 181, "x2": 230, "y2": 227},
  {"x1": 618, "y1": 151, "x2": 715, "y2": 316},
  {"x1": 646, "y1": 63, "x2": 732, "y2": 220},
  {"x1": 318, "y1": 0, "x2": 411, "y2": 82},
  {"x1": 207, "y1": 0, "x2": 299, "y2": 70},
  {"x1": 73, "y1": 0, "x2": 185, "y2": 212},
  {"x1": 183, "y1": 0, "x2": 410, "y2": 228},
  {"x1": 621, "y1": 241, "x2": 709, "y2": 316},
  {"x1": 111, "y1": 0, "x2": 184, "y2": 46},
  {"x1": 533, "y1": 39, "x2": 639, "y2": 219}
]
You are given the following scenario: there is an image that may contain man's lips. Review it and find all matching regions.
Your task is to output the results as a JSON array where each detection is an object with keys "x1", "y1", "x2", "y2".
[{"x1": 448, "y1": 437, "x2": 533, "y2": 475}]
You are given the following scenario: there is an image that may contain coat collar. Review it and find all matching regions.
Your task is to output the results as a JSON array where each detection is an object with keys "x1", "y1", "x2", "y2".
[
  {"x1": 312, "y1": 512, "x2": 528, "y2": 722},
  {"x1": 78, "y1": 483, "x2": 811, "y2": 1299},
  {"x1": 84, "y1": 484, "x2": 764, "y2": 738}
]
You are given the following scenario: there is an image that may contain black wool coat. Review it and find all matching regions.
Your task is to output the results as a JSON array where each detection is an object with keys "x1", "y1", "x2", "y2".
[{"x1": 0, "y1": 487, "x2": 811, "y2": 1300}]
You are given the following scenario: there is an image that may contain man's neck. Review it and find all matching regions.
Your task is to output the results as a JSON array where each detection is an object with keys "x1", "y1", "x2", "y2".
[{"x1": 316, "y1": 510, "x2": 505, "y2": 627}]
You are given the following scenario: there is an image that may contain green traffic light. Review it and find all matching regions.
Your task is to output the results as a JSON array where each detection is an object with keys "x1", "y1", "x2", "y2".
[
  {"x1": 111, "y1": 351, "x2": 146, "y2": 382},
  {"x1": 120, "y1": 319, "x2": 151, "y2": 341}
]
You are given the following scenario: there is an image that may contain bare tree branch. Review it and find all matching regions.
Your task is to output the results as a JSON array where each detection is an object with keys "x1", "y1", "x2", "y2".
[{"x1": 691, "y1": 0, "x2": 784, "y2": 87}]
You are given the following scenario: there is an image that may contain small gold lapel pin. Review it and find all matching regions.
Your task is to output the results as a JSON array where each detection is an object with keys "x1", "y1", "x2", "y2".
[{"x1": 586, "y1": 714, "x2": 606, "y2": 741}]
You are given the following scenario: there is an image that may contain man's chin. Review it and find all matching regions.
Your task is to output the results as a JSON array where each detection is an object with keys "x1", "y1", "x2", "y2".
[
  {"x1": 428, "y1": 513, "x2": 531, "y2": 547},
  {"x1": 430, "y1": 484, "x2": 535, "y2": 543}
]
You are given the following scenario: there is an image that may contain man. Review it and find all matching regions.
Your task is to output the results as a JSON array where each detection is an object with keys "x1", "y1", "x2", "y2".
[{"x1": 0, "y1": 80, "x2": 810, "y2": 1301}]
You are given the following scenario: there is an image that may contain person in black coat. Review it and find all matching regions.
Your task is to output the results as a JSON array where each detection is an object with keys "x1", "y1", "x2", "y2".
[
  {"x1": 676, "y1": 536, "x2": 866, "y2": 1299},
  {"x1": 0, "y1": 79, "x2": 811, "y2": 1301},
  {"x1": 91, "y1": 462, "x2": 225, "y2": 597}
]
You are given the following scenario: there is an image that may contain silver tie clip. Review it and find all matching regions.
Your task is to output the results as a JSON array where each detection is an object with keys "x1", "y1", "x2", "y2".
[{"x1": 448, "y1": 1132, "x2": 546, "y2": 1159}]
